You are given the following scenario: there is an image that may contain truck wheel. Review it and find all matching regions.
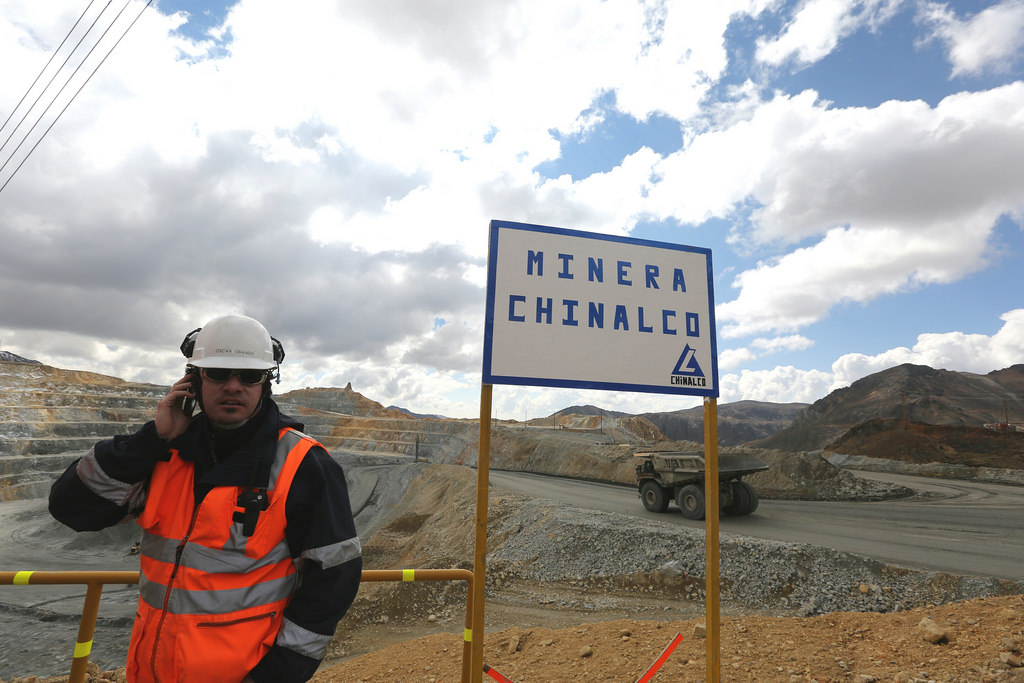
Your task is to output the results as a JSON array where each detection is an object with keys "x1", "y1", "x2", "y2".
[
  {"x1": 738, "y1": 481, "x2": 759, "y2": 515},
  {"x1": 640, "y1": 481, "x2": 670, "y2": 512},
  {"x1": 723, "y1": 481, "x2": 742, "y2": 516},
  {"x1": 724, "y1": 481, "x2": 758, "y2": 516},
  {"x1": 676, "y1": 484, "x2": 705, "y2": 520}
]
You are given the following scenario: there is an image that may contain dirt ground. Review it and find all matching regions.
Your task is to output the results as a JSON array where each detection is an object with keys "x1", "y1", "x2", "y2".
[
  {"x1": 12, "y1": 591, "x2": 1022, "y2": 683},
  {"x1": 313, "y1": 593, "x2": 1024, "y2": 683},
  {"x1": 303, "y1": 463, "x2": 1024, "y2": 682}
]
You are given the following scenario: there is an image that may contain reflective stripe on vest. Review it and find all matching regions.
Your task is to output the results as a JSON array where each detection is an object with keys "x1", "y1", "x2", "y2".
[
  {"x1": 76, "y1": 446, "x2": 147, "y2": 508},
  {"x1": 144, "y1": 573, "x2": 299, "y2": 616},
  {"x1": 300, "y1": 535, "x2": 363, "y2": 570},
  {"x1": 276, "y1": 617, "x2": 334, "y2": 660}
]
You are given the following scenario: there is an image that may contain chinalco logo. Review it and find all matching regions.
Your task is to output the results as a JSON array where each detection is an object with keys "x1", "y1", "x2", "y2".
[{"x1": 670, "y1": 344, "x2": 706, "y2": 387}]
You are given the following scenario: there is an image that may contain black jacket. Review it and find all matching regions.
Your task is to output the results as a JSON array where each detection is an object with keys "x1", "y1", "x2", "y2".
[{"x1": 49, "y1": 399, "x2": 362, "y2": 683}]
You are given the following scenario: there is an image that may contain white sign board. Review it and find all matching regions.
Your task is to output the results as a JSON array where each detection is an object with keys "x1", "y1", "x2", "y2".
[{"x1": 483, "y1": 220, "x2": 718, "y2": 397}]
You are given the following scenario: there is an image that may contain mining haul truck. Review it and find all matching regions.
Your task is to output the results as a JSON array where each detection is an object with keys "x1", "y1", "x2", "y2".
[{"x1": 634, "y1": 451, "x2": 770, "y2": 520}]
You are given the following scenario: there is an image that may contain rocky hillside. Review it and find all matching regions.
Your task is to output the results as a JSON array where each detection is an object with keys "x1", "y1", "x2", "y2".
[
  {"x1": 826, "y1": 417, "x2": 1024, "y2": 469},
  {"x1": 641, "y1": 400, "x2": 807, "y2": 446},
  {"x1": 0, "y1": 351, "x2": 39, "y2": 364},
  {"x1": 753, "y1": 363, "x2": 1024, "y2": 453},
  {"x1": 3, "y1": 356, "x2": 1022, "y2": 502},
  {"x1": 0, "y1": 359, "x2": 666, "y2": 501},
  {"x1": 0, "y1": 361, "x2": 167, "y2": 499},
  {"x1": 554, "y1": 401, "x2": 807, "y2": 446},
  {"x1": 278, "y1": 384, "x2": 408, "y2": 418},
  {"x1": 0, "y1": 357, "x2": 911, "y2": 504}
]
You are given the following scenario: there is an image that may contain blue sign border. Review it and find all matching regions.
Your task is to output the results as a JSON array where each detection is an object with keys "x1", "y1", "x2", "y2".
[{"x1": 482, "y1": 219, "x2": 719, "y2": 397}]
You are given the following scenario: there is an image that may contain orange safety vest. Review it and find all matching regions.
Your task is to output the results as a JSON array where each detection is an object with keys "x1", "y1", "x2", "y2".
[{"x1": 127, "y1": 428, "x2": 316, "y2": 683}]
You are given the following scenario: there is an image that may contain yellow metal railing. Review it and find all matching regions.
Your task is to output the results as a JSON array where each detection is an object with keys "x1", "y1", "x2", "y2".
[
  {"x1": 0, "y1": 570, "x2": 139, "y2": 683},
  {"x1": 1, "y1": 568, "x2": 475, "y2": 683}
]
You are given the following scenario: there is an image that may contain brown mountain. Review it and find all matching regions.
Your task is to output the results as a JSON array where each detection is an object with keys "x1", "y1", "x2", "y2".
[
  {"x1": 752, "y1": 363, "x2": 1024, "y2": 453},
  {"x1": 553, "y1": 401, "x2": 807, "y2": 446},
  {"x1": 826, "y1": 417, "x2": 1024, "y2": 469},
  {"x1": 639, "y1": 400, "x2": 808, "y2": 446},
  {"x1": 277, "y1": 382, "x2": 405, "y2": 418}
]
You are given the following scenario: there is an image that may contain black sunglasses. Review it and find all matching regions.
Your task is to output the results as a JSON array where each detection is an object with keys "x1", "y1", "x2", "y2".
[{"x1": 201, "y1": 368, "x2": 270, "y2": 385}]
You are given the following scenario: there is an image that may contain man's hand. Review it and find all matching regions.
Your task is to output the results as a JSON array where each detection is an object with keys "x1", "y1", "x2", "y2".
[{"x1": 155, "y1": 374, "x2": 195, "y2": 441}]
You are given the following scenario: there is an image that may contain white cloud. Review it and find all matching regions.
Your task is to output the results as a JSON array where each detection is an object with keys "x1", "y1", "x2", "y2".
[
  {"x1": 751, "y1": 335, "x2": 814, "y2": 353},
  {"x1": 756, "y1": 0, "x2": 853, "y2": 66},
  {"x1": 719, "y1": 347, "x2": 758, "y2": 371},
  {"x1": 671, "y1": 83, "x2": 1024, "y2": 337},
  {"x1": 615, "y1": 2, "x2": 738, "y2": 121},
  {"x1": 756, "y1": 0, "x2": 904, "y2": 67},
  {"x1": 719, "y1": 335, "x2": 811, "y2": 371},
  {"x1": 831, "y1": 307, "x2": 1024, "y2": 384},
  {"x1": 720, "y1": 365, "x2": 835, "y2": 403},
  {"x1": 918, "y1": 0, "x2": 1024, "y2": 77},
  {"x1": 716, "y1": 219, "x2": 994, "y2": 338}
]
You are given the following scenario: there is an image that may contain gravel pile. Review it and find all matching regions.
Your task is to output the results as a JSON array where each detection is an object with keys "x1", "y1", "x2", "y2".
[
  {"x1": 486, "y1": 496, "x2": 1022, "y2": 616},
  {"x1": 744, "y1": 448, "x2": 914, "y2": 501}
]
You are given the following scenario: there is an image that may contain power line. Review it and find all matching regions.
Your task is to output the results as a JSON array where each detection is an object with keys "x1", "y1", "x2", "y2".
[
  {"x1": 0, "y1": 0, "x2": 117, "y2": 176},
  {"x1": 0, "y1": 0, "x2": 154, "y2": 195},
  {"x1": 0, "y1": 0, "x2": 103, "y2": 143}
]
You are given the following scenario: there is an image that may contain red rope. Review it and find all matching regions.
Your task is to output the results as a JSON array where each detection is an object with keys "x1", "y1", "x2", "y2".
[
  {"x1": 635, "y1": 633, "x2": 684, "y2": 683},
  {"x1": 483, "y1": 664, "x2": 515, "y2": 683}
]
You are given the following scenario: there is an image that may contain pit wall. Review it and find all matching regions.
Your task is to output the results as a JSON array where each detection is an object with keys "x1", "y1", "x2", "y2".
[{"x1": 826, "y1": 452, "x2": 1024, "y2": 486}]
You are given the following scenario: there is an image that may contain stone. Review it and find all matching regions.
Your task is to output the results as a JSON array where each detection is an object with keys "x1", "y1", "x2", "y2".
[
  {"x1": 1002, "y1": 651, "x2": 1024, "y2": 667},
  {"x1": 917, "y1": 616, "x2": 948, "y2": 644},
  {"x1": 579, "y1": 645, "x2": 593, "y2": 658},
  {"x1": 892, "y1": 673, "x2": 924, "y2": 682}
]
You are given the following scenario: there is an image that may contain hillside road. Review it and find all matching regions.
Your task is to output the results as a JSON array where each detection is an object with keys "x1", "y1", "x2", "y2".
[{"x1": 489, "y1": 469, "x2": 1024, "y2": 581}]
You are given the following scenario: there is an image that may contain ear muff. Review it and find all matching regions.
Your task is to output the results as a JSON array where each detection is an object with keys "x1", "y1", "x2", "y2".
[
  {"x1": 270, "y1": 336, "x2": 285, "y2": 364},
  {"x1": 180, "y1": 327, "x2": 202, "y2": 359}
]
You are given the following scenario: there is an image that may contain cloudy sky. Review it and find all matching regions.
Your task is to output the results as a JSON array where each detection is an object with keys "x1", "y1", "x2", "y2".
[{"x1": 1, "y1": 0, "x2": 1022, "y2": 420}]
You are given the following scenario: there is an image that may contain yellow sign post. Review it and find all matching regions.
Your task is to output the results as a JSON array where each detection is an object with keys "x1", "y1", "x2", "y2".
[
  {"x1": 704, "y1": 397, "x2": 721, "y2": 682},
  {"x1": 469, "y1": 383, "x2": 493, "y2": 682}
]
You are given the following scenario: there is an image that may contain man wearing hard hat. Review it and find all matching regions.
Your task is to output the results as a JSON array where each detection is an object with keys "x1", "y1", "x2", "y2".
[{"x1": 49, "y1": 314, "x2": 362, "y2": 683}]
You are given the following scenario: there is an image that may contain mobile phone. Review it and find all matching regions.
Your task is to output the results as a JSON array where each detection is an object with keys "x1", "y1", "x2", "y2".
[{"x1": 182, "y1": 367, "x2": 198, "y2": 416}]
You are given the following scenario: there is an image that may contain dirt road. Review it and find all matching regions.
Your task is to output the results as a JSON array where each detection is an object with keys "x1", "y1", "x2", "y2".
[{"x1": 489, "y1": 469, "x2": 1024, "y2": 579}]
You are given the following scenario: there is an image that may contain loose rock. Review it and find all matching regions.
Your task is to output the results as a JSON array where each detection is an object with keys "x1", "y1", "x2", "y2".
[{"x1": 918, "y1": 616, "x2": 949, "y2": 644}]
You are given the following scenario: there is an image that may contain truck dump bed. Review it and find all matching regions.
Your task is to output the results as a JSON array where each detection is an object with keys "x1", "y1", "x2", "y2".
[{"x1": 634, "y1": 451, "x2": 769, "y2": 481}]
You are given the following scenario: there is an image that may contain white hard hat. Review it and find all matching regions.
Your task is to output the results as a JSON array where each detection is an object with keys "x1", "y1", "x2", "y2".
[{"x1": 185, "y1": 314, "x2": 280, "y2": 369}]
